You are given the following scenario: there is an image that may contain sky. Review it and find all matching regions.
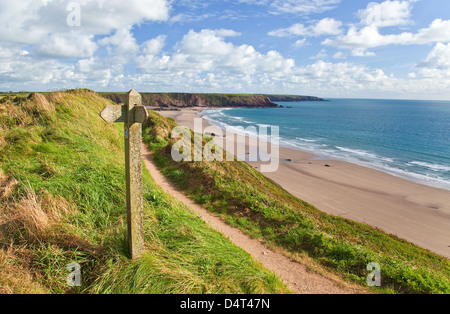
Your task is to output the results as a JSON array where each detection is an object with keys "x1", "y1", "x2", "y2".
[{"x1": 1, "y1": 0, "x2": 450, "y2": 99}]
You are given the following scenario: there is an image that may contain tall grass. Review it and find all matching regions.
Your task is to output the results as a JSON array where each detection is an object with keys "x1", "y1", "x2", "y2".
[{"x1": 0, "y1": 90, "x2": 289, "y2": 294}]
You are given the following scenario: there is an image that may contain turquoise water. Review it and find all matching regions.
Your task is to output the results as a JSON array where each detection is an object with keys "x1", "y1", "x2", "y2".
[{"x1": 201, "y1": 99, "x2": 450, "y2": 190}]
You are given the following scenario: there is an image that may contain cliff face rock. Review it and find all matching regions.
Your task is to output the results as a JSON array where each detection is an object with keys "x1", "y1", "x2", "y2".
[
  {"x1": 266, "y1": 95, "x2": 324, "y2": 102},
  {"x1": 101, "y1": 92, "x2": 323, "y2": 108},
  {"x1": 102, "y1": 93, "x2": 280, "y2": 108}
]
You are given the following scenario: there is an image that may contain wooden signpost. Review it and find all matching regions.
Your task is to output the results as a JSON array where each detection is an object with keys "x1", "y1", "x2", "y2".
[{"x1": 100, "y1": 89, "x2": 149, "y2": 259}]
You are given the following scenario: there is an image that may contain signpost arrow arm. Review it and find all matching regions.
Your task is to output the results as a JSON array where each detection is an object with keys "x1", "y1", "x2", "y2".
[{"x1": 100, "y1": 105, "x2": 127, "y2": 123}]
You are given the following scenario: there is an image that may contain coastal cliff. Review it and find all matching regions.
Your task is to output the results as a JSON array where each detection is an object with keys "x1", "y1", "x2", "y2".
[
  {"x1": 100, "y1": 92, "x2": 323, "y2": 108},
  {"x1": 265, "y1": 94, "x2": 324, "y2": 102}
]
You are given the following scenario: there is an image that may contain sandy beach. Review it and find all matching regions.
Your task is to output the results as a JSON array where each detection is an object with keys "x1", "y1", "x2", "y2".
[{"x1": 154, "y1": 107, "x2": 450, "y2": 259}]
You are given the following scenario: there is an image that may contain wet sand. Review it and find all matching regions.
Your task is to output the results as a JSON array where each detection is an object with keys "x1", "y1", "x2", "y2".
[{"x1": 155, "y1": 108, "x2": 450, "y2": 259}]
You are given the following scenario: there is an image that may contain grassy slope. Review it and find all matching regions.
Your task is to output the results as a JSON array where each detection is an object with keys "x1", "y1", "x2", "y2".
[
  {"x1": 143, "y1": 110, "x2": 450, "y2": 294},
  {"x1": 0, "y1": 90, "x2": 289, "y2": 294}
]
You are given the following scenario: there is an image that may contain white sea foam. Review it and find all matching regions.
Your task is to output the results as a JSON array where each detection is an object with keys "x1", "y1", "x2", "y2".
[
  {"x1": 282, "y1": 142, "x2": 450, "y2": 190},
  {"x1": 200, "y1": 109, "x2": 450, "y2": 190},
  {"x1": 295, "y1": 137, "x2": 317, "y2": 143},
  {"x1": 336, "y1": 146, "x2": 395, "y2": 163},
  {"x1": 408, "y1": 161, "x2": 450, "y2": 172}
]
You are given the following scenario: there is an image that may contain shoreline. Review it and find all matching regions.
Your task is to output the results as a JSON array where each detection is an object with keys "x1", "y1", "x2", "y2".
[{"x1": 154, "y1": 107, "x2": 450, "y2": 259}]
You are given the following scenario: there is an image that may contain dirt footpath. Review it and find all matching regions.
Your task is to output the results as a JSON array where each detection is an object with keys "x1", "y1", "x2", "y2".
[{"x1": 142, "y1": 144, "x2": 365, "y2": 294}]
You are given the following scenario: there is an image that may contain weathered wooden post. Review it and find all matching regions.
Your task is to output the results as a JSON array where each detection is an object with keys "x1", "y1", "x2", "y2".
[{"x1": 100, "y1": 89, "x2": 149, "y2": 259}]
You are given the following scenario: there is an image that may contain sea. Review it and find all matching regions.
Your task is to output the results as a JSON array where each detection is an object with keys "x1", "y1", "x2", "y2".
[{"x1": 200, "y1": 98, "x2": 450, "y2": 191}]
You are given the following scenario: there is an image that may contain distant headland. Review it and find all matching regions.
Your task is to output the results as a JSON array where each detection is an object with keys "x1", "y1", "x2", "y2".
[{"x1": 98, "y1": 92, "x2": 324, "y2": 109}]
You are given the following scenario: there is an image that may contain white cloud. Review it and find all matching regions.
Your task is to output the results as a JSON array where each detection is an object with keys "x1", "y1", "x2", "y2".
[
  {"x1": 357, "y1": 0, "x2": 414, "y2": 27},
  {"x1": 137, "y1": 29, "x2": 295, "y2": 79},
  {"x1": 270, "y1": 0, "x2": 341, "y2": 15},
  {"x1": 99, "y1": 27, "x2": 140, "y2": 57},
  {"x1": 130, "y1": 28, "x2": 303, "y2": 92},
  {"x1": 350, "y1": 47, "x2": 376, "y2": 57},
  {"x1": 320, "y1": 1, "x2": 450, "y2": 57},
  {"x1": 77, "y1": 58, "x2": 96, "y2": 73},
  {"x1": 418, "y1": 43, "x2": 450, "y2": 70},
  {"x1": 288, "y1": 60, "x2": 450, "y2": 99},
  {"x1": 310, "y1": 49, "x2": 328, "y2": 60},
  {"x1": 287, "y1": 60, "x2": 396, "y2": 97},
  {"x1": 1, "y1": 1, "x2": 450, "y2": 100},
  {"x1": 0, "y1": 43, "x2": 30, "y2": 60},
  {"x1": 238, "y1": 0, "x2": 341, "y2": 15},
  {"x1": 333, "y1": 52, "x2": 346, "y2": 59},
  {"x1": 0, "y1": 0, "x2": 171, "y2": 90},
  {"x1": 269, "y1": 18, "x2": 342, "y2": 37},
  {"x1": 1, "y1": 0, "x2": 171, "y2": 37},
  {"x1": 141, "y1": 35, "x2": 167, "y2": 56},
  {"x1": 323, "y1": 18, "x2": 450, "y2": 56},
  {"x1": 213, "y1": 29, "x2": 242, "y2": 37},
  {"x1": 0, "y1": 0, "x2": 171, "y2": 58},
  {"x1": 126, "y1": 28, "x2": 450, "y2": 99},
  {"x1": 417, "y1": 43, "x2": 450, "y2": 79},
  {"x1": 413, "y1": 19, "x2": 450, "y2": 44},
  {"x1": 294, "y1": 39, "x2": 307, "y2": 47},
  {"x1": 34, "y1": 32, "x2": 98, "y2": 59},
  {"x1": 314, "y1": 18, "x2": 343, "y2": 36}
]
